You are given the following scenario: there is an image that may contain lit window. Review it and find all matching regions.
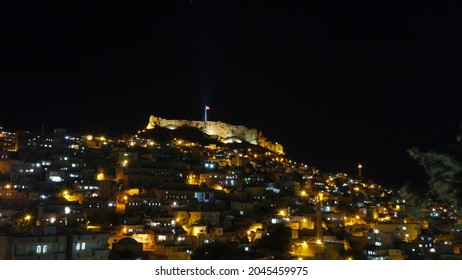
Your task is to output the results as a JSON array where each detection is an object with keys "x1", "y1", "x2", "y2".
[
  {"x1": 36, "y1": 245, "x2": 41, "y2": 254},
  {"x1": 82, "y1": 243, "x2": 86, "y2": 250},
  {"x1": 76, "y1": 243, "x2": 81, "y2": 251},
  {"x1": 43, "y1": 245, "x2": 48, "y2": 254}
]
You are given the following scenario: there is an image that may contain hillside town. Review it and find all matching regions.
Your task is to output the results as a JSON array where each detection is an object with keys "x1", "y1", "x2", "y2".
[{"x1": 1, "y1": 119, "x2": 461, "y2": 260}]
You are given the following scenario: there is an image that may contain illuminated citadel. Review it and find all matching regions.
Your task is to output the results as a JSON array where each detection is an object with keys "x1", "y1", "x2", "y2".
[{"x1": 146, "y1": 115, "x2": 284, "y2": 155}]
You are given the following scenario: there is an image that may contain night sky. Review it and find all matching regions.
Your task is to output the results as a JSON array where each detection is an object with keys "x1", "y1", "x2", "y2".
[{"x1": 1, "y1": 1, "x2": 461, "y2": 187}]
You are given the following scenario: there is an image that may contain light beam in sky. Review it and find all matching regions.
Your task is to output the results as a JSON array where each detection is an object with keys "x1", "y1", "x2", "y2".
[{"x1": 204, "y1": 105, "x2": 210, "y2": 121}]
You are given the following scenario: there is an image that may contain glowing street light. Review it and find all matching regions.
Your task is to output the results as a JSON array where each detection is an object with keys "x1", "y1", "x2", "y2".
[
  {"x1": 24, "y1": 214, "x2": 31, "y2": 223},
  {"x1": 22, "y1": 212, "x2": 33, "y2": 227},
  {"x1": 64, "y1": 206, "x2": 71, "y2": 226}
]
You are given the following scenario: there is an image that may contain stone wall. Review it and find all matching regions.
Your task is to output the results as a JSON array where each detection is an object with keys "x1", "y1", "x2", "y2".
[{"x1": 146, "y1": 115, "x2": 283, "y2": 154}]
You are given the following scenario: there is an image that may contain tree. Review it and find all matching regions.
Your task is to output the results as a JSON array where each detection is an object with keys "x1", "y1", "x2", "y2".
[
  {"x1": 403, "y1": 123, "x2": 462, "y2": 231},
  {"x1": 256, "y1": 223, "x2": 292, "y2": 259},
  {"x1": 407, "y1": 147, "x2": 462, "y2": 207}
]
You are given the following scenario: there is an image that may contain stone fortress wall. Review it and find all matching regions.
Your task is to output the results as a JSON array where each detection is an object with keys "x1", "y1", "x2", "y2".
[{"x1": 146, "y1": 115, "x2": 284, "y2": 155}]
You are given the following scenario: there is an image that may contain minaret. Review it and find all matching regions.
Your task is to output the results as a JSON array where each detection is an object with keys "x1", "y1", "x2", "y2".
[
  {"x1": 314, "y1": 194, "x2": 324, "y2": 259},
  {"x1": 235, "y1": 152, "x2": 241, "y2": 167},
  {"x1": 316, "y1": 205, "x2": 322, "y2": 242},
  {"x1": 358, "y1": 163, "x2": 363, "y2": 178},
  {"x1": 315, "y1": 193, "x2": 323, "y2": 242}
]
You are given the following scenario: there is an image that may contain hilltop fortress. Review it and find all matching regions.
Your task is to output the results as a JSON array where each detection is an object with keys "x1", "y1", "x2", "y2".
[{"x1": 146, "y1": 115, "x2": 284, "y2": 155}]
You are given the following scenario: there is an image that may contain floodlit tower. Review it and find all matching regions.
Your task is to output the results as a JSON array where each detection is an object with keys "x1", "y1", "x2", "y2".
[{"x1": 358, "y1": 163, "x2": 363, "y2": 178}]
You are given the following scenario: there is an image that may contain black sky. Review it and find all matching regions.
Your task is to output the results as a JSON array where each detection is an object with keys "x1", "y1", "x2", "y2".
[{"x1": 1, "y1": 1, "x2": 462, "y2": 187}]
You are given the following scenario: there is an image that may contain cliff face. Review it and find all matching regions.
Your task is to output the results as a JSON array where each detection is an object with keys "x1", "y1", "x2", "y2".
[{"x1": 146, "y1": 115, "x2": 284, "y2": 154}]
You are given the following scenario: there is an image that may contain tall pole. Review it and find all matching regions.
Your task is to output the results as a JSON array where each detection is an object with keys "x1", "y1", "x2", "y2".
[{"x1": 204, "y1": 105, "x2": 210, "y2": 122}]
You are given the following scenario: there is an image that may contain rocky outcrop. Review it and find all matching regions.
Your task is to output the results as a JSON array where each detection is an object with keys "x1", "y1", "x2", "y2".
[{"x1": 146, "y1": 115, "x2": 284, "y2": 154}]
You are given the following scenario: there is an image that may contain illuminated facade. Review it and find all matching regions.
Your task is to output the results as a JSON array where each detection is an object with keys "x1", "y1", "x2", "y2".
[
  {"x1": 67, "y1": 232, "x2": 110, "y2": 260},
  {"x1": 0, "y1": 226, "x2": 109, "y2": 260},
  {"x1": 0, "y1": 125, "x2": 17, "y2": 152}
]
